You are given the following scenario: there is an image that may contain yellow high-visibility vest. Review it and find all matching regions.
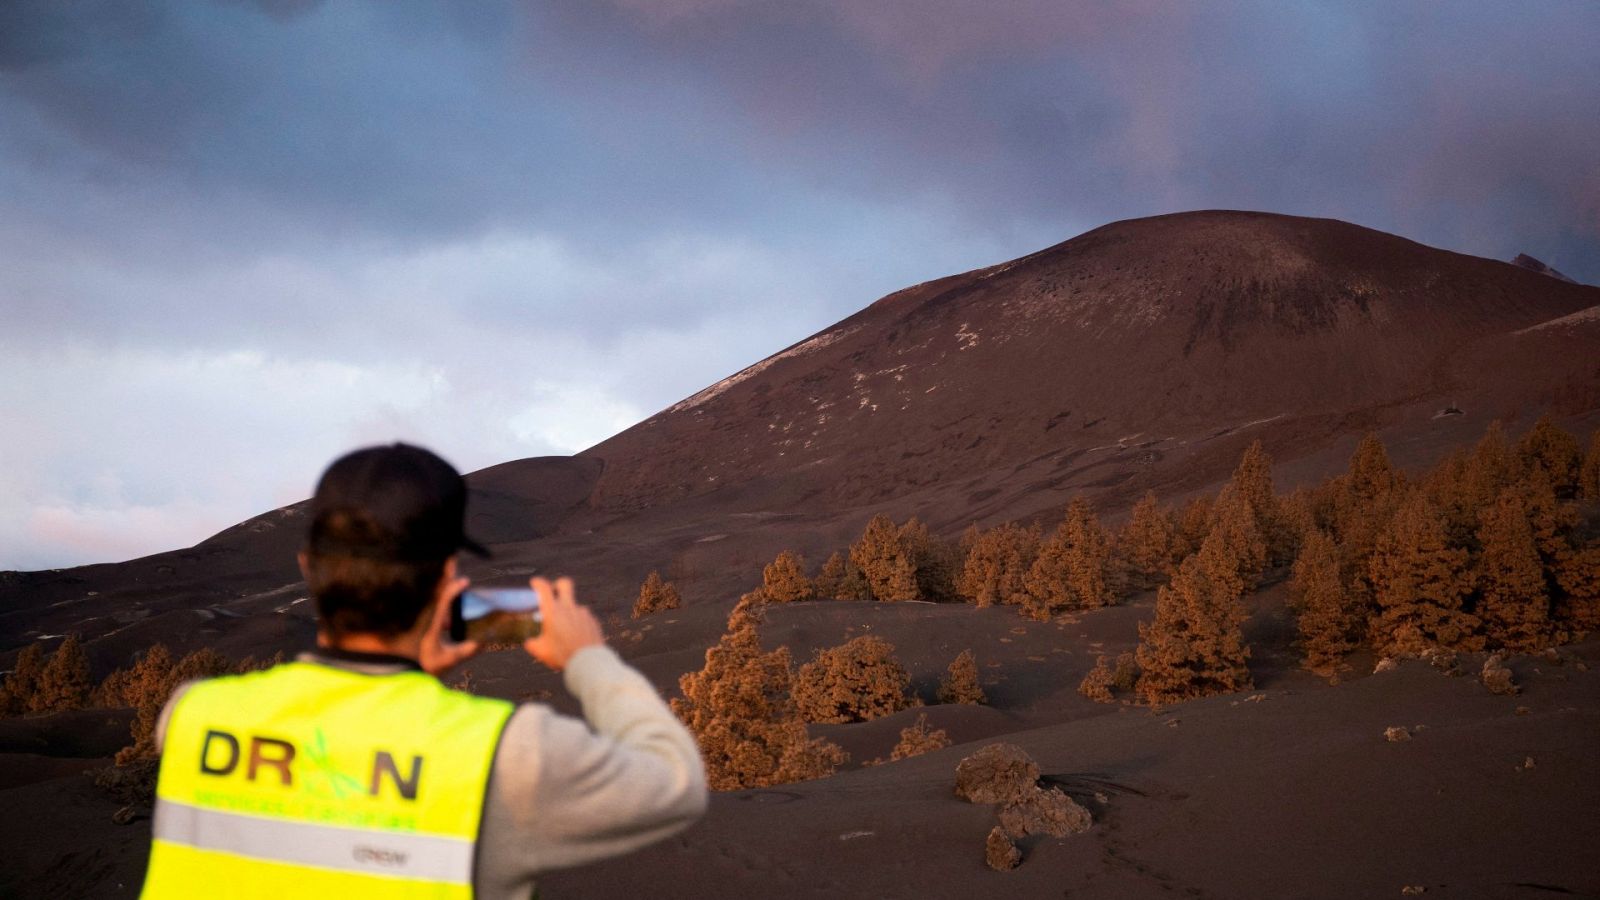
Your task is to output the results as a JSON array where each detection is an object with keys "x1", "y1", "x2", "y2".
[{"x1": 142, "y1": 660, "x2": 513, "y2": 899}]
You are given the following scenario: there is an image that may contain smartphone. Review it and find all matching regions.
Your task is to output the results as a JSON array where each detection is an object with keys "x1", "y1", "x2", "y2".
[{"x1": 449, "y1": 587, "x2": 543, "y2": 644}]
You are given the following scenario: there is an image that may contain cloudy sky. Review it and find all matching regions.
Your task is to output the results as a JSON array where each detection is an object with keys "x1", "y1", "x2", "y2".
[{"x1": 1, "y1": 1, "x2": 1596, "y2": 570}]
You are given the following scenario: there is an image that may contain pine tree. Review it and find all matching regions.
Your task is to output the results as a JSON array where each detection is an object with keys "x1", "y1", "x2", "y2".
[
  {"x1": 1116, "y1": 492, "x2": 1179, "y2": 592},
  {"x1": 0, "y1": 643, "x2": 46, "y2": 717},
  {"x1": 1554, "y1": 545, "x2": 1600, "y2": 631},
  {"x1": 1290, "y1": 529, "x2": 1357, "y2": 674},
  {"x1": 1174, "y1": 494, "x2": 1215, "y2": 558},
  {"x1": 33, "y1": 634, "x2": 93, "y2": 713},
  {"x1": 1580, "y1": 430, "x2": 1600, "y2": 500},
  {"x1": 937, "y1": 649, "x2": 986, "y2": 705},
  {"x1": 956, "y1": 523, "x2": 1039, "y2": 607},
  {"x1": 1231, "y1": 441, "x2": 1295, "y2": 564},
  {"x1": 813, "y1": 550, "x2": 870, "y2": 601},
  {"x1": 1517, "y1": 414, "x2": 1581, "y2": 497},
  {"x1": 672, "y1": 620, "x2": 846, "y2": 790},
  {"x1": 1367, "y1": 490, "x2": 1480, "y2": 657},
  {"x1": 1204, "y1": 485, "x2": 1268, "y2": 596},
  {"x1": 632, "y1": 570, "x2": 682, "y2": 618},
  {"x1": 1476, "y1": 491, "x2": 1552, "y2": 652},
  {"x1": 119, "y1": 646, "x2": 230, "y2": 763},
  {"x1": 900, "y1": 517, "x2": 958, "y2": 602},
  {"x1": 762, "y1": 551, "x2": 815, "y2": 603},
  {"x1": 890, "y1": 714, "x2": 951, "y2": 761},
  {"x1": 1134, "y1": 552, "x2": 1252, "y2": 706},
  {"x1": 851, "y1": 514, "x2": 919, "y2": 602},
  {"x1": 1023, "y1": 498, "x2": 1115, "y2": 619}
]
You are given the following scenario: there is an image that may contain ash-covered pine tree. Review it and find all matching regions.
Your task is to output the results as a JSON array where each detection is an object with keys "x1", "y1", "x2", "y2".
[
  {"x1": 1023, "y1": 498, "x2": 1113, "y2": 619},
  {"x1": 1476, "y1": 491, "x2": 1552, "y2": 652},
  {"x1": 851, "y1": 514, "x2": 919, "y2": 602},
  {"x1": 1115, "y1": 492, "x2": 1179, "y2": 592},
  {"x1": 0, "y1": 643, "x2": 46, "y2": 717},
  {"x1": 1174, "y1": 494, "x2": 1215, "y2": 558},
  {"x1": 900, "y1": 517, "x2": 958, "y2": 602},
  {"x1": 672, "y1": 617, "x2": 845, "y2": 790},
  {"x1": 813, "y1": 550, "x2": 871, "y2": 601},
  {"x1": 1580, "y1": 430, "x2": 1600, "y2": 500},
  {"x1": 1134, "y1": 550, "x2": 1253, "y2": 706},
  {"x1": 937, "y1": 649, "x2": 986, "y2": 705},
  {"x1": 1367, "y1": 490, "x2": 1480, "y2": 657},
  {"x1": 33, "y1": 633, "x2": 93, "y2": 713},
  {"x1": 1205, "y1": 485, "x2": 1268, "y2": 596},
  {"x1": 1231, "y1": 440, "x2": 1295, "y2": 564},
  {"x1": 632, "y1": 570, "x2": 682, "y2": 618},
  {"x1": 957, "y1": 523, "x2": 1040, "y2": 607},
  {"x1": 1516, "y1": 414, "x2": 1581, "y2": 497},
  {"x1": 1290, "y1": 529, "x2": 1357, "y2": 674},
  {"x1": 762, "y1": 551, "x2": 815, "y2": 603}
]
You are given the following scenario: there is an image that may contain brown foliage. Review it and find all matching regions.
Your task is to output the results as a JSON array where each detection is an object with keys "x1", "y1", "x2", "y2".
[
  {"x1": 793, "y1": 635, "x2": 913, "y2": 723},
  {"x1": 33, "y1": 634, "x2": 93, "y2": 713},
  {"x1": 0, "y1": 642, "x2": 46, "y2": 717},
  {"x1": 985, "y1": 826, "x2": 1022, "y2": 871},
  {"x1": 1367, "y1": 490, "x2": 1480, "y2": 656},
  {"x1": 957, "y1": 523, "x2": 1040, "y2": 607},
  {"x1": 1206, "y1": 485, "x2": 1269, "y2": 595},
  {"x1": 1476, "y1": 491, "x2": 1552, "y2": 652},
  {"x1": 890, "y1": 713, "x2": 951, "y2": 761},
  {"x1": 1023, "y1": 497, "x2": 1114, "y2": 619},
  {"x1": 1555, "y1": 545, "x2": 1600, "y2": 630},
  {"x1": 761, "y1": 551, "x2": 814, "y2": 603},
  {"x1": 938, "y1": 649, "x2": 986, "y2": 705},
  {"x1": 1291, "y1": 529, "x2": 1359, "y2": 674},
  {"x1": 901, "y1": 517, "x2": 959, "y2": 602},
  {"x1": 1077, "y1": 652, "x2": 1138, "y2": 703},
  {"x1": 954, "y1": 743, "x2": 1039, "y2": 805},
  {"x1": 1116, "y1": 492, "x2": 1179, "y2": 592},
  {"x1": 851, "y1": 513, "x2": 919, "y2": 602},
  {"x1": 1232, "y1": 440, "x2": 1296, "y2": 565},
  {"x1": 118, "y1": 646, "x2": 232, "y2": 764},
  {"x1": 672, "y1": 621, "x2": 846, "y2": 791},
  {"x1": 1581, "y1": 430, "x2": 1600, "y2": 500},
  {"x1": 1135, "y1": 550, "x2": 1253, "y2": 706},
  {"x1": 813, "y1": 550, "x2": 871, "y2": 601},
  {"x1": 1517, "y1": 414, "x2": 1581, "y2": 497},
  {"x1": 632, "y1": 570, "x2": 681, "y2": 619},
  {"x1": 1174, "y1": 494, "x2": 1215, "y2": 557}
]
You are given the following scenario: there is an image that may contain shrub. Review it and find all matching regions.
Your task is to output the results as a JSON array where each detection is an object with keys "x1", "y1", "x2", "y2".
[
  {"x1": 762, "y1": 551, "x2": 814, "y2": 603},
  {"x1": 33, "y1": 634, "x2": 93, "y2": 713},
  {"x1": 955, "y1": 743, "x2": 1039, "y2": 805},
  {"x1": 794, "y1": 636, "x2": 913, "y2": 724},
  {"x1": 672, "y1": 621, "x2": 845, "y2": 790},
  {"x1": 1078, "y1": 652, "x2": 1138, "y2": 703},
  {"x1": 890, "y1": 713, "x2": 951, "y2": 761},
  {"x1": 938, "y1": 649, "x2": 986, "y2": 705},
  {"x1": 632, "y1": 571, "x2": 681, "y2": 619},
  {"x1": 851, "y1": 514, "x2": 919, "y2": 602}
]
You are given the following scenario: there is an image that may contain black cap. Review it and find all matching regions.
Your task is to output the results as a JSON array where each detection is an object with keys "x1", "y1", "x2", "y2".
[{"x1": 307, "y1": 443, "x2": 489, "y2": 561}]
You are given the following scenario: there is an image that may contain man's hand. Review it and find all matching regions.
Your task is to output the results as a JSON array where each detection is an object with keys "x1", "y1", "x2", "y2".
[
  {"x1": 419, "y1": 573, "x2": 480, "y2": 677},
  {"x1": 524, "y1": 576, "x2": 604, "y2": 671}
]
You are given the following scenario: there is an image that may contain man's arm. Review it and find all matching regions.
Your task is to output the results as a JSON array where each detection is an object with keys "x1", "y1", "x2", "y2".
[{"x1": 477, "y1": 644, "x2": 707, "y2": 882}]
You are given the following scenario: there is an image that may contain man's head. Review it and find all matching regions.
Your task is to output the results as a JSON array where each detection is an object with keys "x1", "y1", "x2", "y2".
[{"x1": 301, "y1": 444, "x2": 488, "y2": 638}]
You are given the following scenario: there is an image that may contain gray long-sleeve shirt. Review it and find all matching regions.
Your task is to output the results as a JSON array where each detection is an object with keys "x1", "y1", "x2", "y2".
[{"x1": 156, "y1": 645, "x2": 708, "y2": 898}]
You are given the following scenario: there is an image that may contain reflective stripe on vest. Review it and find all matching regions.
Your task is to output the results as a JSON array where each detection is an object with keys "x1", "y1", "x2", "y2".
[{"x1": 141, "y1": 661, "x2": 513, "y2": 900}]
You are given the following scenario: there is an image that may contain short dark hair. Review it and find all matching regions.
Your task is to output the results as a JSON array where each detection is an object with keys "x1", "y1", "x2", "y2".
[{"x1": 303, "y1": 548, "x2": 447, "y2": 638}]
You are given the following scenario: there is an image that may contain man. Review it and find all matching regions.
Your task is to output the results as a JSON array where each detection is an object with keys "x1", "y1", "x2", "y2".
[{"x1": 141, "y1": 443, "x2": 707, "y2": 898}]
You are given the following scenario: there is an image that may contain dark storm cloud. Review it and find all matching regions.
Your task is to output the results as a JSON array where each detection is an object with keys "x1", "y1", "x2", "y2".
[{"x1": 529, "y1": 0, "x2": 1600, "y2": 282}]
